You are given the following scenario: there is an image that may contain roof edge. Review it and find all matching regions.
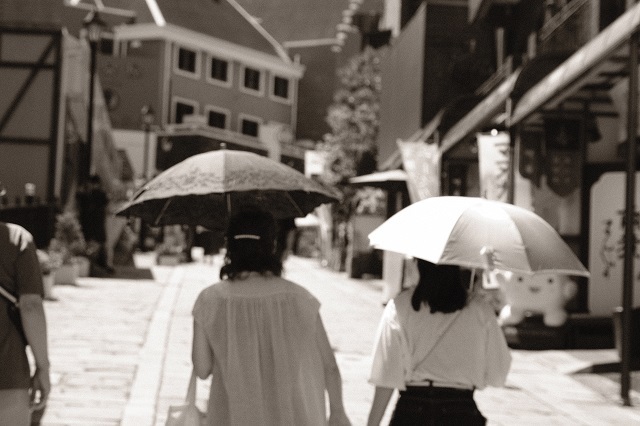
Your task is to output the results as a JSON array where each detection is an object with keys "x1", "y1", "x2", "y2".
[
  {"x1": 115, "y1": 23, "x2": 304, "y2": 78},
  {"x1": 225, "y1": 0, "x2": 293, "y2": 65}
]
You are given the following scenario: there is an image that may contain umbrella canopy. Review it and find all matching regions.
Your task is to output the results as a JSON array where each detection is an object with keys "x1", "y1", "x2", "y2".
[
  {"x1": 117, "y1": 149, "x2": 340, "y2": 230},
  {"x1": 348, "y1": 169, "x2": 408, "y2": 191},
  {"x1": 369, "y1": 196, "x2": 589, "y2": 277},
  {"x1": 349, "y1": 169, "x2": 408, "y2": 184}
]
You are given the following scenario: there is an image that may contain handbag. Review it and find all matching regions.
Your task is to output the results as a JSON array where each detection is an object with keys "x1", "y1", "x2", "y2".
[
  {"x1": 0, "y1": 284, "x2": 27, "y2": 345},
  {"x1": 165, "y1": 369, "x2": 206, "y2": 426}
]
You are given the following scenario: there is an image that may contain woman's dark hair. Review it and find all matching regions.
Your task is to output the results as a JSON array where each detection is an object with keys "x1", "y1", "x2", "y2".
[
  {"x1": 219, "y1": 209, "x2": 283, "y2": 280},
  {"x1": 411, "y1": 259, "x2": 468, "y2": 313}
]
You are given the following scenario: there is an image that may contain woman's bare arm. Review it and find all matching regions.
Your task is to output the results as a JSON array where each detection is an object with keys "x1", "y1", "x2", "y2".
[
  {"x1": 367, "y1": 386, "x2": 394, "y2": 426},
  {"x1": 191, "y1": 320, "x2": 213, "y2": 379}
]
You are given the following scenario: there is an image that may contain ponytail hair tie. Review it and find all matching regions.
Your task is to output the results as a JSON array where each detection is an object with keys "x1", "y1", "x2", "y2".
[{"x1": 233, "y1": 234, "x2": 261, "y2": 240}]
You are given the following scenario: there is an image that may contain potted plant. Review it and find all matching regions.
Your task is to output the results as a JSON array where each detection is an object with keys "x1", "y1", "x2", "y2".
[
  {"x1": 156, "y1": 225, "x2": 187, "y2": 266},
  {"x1": 48, "y1": 212, "x2": 88, "y2": 284},
  {"x1": 37, "y1": 249, "x2": 61, "y2": 301}
]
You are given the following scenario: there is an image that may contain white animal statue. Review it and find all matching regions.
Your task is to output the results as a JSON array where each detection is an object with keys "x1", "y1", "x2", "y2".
[
  {"x1": 480, "y1": 247, "x2": 577, "y2": 327},
  {"x1": 494, "y1": 271, "x2": 577, "y2": 327}
]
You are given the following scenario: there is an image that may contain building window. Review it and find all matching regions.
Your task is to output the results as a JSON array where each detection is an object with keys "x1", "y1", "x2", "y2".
[
  {"x1": 210, "y1": 57, "x2": 228, "y2": 82},
  {"x1": 99, "y1": 37, "x2": 115, "y2": 55},
  {"x1": 273, "y1": 76, "x2": 289, "y2": 99},
  {"x1": 243, "y1": 67, "x2": 262, "y2": 92},
  {"x1": 174, "y1": 46, "x2": 200, "y2": 79},
  {"x1": 240, "y1": 118, "x2": 260, "y2": 137},
  {"x1": 208, "y1": 110, "x2": 227, "y2": 129},
  {"x1": 178, "y1": 47, "x2": 197, "y2": 72},
  {"x1": 174, "y1": 101, "x2": 196, "y2": 124}
]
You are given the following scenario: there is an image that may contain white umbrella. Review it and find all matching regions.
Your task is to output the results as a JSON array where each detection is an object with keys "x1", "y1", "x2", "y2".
[{"x1": 369, "y1": 196, "x2": 589, "y2": 277}]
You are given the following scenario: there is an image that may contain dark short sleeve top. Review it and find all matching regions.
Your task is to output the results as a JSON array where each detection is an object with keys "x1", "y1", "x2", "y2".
[{"x1": 0, "y1": 222, "x2": 44, "y2": 389}]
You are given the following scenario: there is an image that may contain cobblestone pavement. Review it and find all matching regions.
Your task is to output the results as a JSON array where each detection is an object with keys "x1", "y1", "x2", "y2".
[{"x1": 38, "y1": 253, "x2": 640, "y2": 425}]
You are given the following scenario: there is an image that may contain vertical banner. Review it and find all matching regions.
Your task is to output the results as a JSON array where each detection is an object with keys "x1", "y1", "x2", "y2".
[
  {"x1": 543, "y1": 117, "x2": 581, "y2": 197},
  {"x1": 259, "y1": 122, "x2": 287, "y2": 162},
  {"x1": 589, "y1": 172, "x2": 640, "y2": 315},
  {"x1": 477, "y1": 132, "x2": 511, "y2": 202},
  {"x1": 397, "y1": 139, "x2": 440, "y2": 203},
  {"x1": 304, "y1": 150, "x2": 326, "y2": 178},
  {"x1": 518, "y1": 130, "x2": 542, "y2": 187},
  {"x1": 609, "y1": 71, "x2": 640, "y2": 142}
]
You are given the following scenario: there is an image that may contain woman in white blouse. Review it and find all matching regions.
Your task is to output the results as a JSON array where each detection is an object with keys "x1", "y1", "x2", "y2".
[
  {"x1": 367, "y1": 259, "x2": 512, "y2": 425},
  {"x1": 192, "y1": 209, "x2": 350, "y2": 426}
]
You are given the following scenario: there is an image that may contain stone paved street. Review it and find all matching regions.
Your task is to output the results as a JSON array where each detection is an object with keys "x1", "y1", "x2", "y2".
[{"x1": 37, "y1": 253, "x2": 640, "y2": 425}]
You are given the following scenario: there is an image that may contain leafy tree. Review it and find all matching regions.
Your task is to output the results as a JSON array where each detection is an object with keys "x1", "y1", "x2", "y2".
[
  {"x1": 318, "y1": 46, "x2": 382, "y2": 270},
  {"x1": 321, "y1": 46, "x2": 381, "y2": 187}
]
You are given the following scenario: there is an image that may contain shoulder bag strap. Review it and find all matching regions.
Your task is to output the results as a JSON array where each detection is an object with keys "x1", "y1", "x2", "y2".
[
  {"x1": 414, "y1": 309, "x2": 462, "y2": 369},
  {"x1": 185, "y1": 368, "x2": 197, "y2": 405},
  {"x1": 0, "y1": 284, "x2": 18, "y2": 306}
]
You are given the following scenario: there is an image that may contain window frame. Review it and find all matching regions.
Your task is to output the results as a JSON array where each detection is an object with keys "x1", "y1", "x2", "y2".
[
  {"x1": 206, "y1": 54, "x2": 233, "y2": 88},
  {"x1": 173, "y1": 45, "x2": 201, "y2": 80},
  {"x1": 239, "y1": 65, "x2": 265, "y2": 97},
  {"x1": 238, "y1": 113, "x2": 263, "y2": 138},
  {"x1": 270, "y1": 74, "x2": 293, "y2": 104},
  {"x1": 171, "y1": 96, "x2": 200, "y2": 124},
  {"x1": 204, "y1": 105, "x2": 231, "y2": 130}
]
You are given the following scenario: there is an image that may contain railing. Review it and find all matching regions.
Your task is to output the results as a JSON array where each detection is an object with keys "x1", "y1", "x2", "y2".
[
  {"x1": 475, "y1": 56, "x2": 513, "y2": 96},
  {"x1": 537, "y1": 0, "x2": 593, "y2": 54},
  {"x1": 160, "y1": 124, "x2": 307, "y2": 160}
]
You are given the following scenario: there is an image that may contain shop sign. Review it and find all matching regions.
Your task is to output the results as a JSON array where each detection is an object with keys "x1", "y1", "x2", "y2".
[
  {"x1": 518, "y1": 131, "x2": 542, "y2": 187},
  {"x1": 477, "y1": 132, "x2": 511, "y2": 202},
  {"x1": 397, "y1": 139, "x2": 440, "y2": 203},
  {"x1": 543, "y1": 117, "x2": 581, "y2": 197},
  {"x1": 589, "y1": 171, "x2": 640, "y2": 315}
]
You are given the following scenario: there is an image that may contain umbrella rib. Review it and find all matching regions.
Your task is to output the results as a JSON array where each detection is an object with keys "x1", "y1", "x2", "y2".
[
  {"x1": 285, "y1": 191, "x2": 304, "y2": 216},
  {"x1": 154, "y1": 198, "x2": 172, "y2": 226}
]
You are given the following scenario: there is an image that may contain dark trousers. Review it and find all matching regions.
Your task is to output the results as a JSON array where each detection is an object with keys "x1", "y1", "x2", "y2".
[{"x1": 389, "y1": 386, "x2": 486, "y2": 426}]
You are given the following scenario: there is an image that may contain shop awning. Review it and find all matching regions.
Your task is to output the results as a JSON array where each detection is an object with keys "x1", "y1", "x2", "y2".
[
  {"x1": 511, "y1": 2, "x2": 640, "y2": 124},
  {"x1": 378, "y1": 110, "x2": 444, "y2": 171},
  {"x1": 440, "y1": 69, "x2": 520, "y2": 154},
  {"x1": 349, "y1": 169, "x2": 407, "y2": 185}
]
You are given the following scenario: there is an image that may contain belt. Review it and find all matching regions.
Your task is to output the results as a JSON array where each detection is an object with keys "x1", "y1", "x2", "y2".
[{"x1": 407, "y1": 380, "x2": 474, "y2": 391}]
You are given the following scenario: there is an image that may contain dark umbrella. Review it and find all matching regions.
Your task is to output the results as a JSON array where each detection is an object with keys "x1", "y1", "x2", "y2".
[{"x1": 117, "y1": 149, "x2": 340, "y2": 230}]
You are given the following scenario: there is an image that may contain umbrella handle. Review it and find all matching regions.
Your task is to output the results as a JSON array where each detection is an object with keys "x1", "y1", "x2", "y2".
[{"x1": 480, "y1": 246, "x2": 496, "y2": 271}]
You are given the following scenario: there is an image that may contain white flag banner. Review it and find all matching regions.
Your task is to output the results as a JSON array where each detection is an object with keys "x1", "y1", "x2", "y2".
[
  {"x1": 259, "y1": 122, "x2": 285, "y2": 161},
  {"x1": 477, "y1": 132, "x2": 511, "y2": 202},
  {"x1": 397, "y1": 139, "x2": 440, "y2": 203}
]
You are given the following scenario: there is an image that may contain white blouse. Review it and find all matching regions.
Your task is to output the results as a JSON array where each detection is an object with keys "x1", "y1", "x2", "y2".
[
  {"x1": 193, "y1": 275, "x2": 327, "y2": 425},
  {"x1": 369, "y1": 289, "x2": 512, "y2": 391}
]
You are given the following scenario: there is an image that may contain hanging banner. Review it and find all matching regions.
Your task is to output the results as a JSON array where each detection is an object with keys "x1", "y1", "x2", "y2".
[
  {"x1": 477, "y1": 132, "x2": 511, "y2": 202},
  {"x1": 518, "y1": 131, "x2": 542, "y2": 187},
  {"x1": 609, "y1": 70, "x2": 640, "y2": 142},
  {"x1": 543, "y1": 117, "x2": 581, "y2": 197},
  {"x1": 397, "y1": 139, "x2": 440, "y2": 203},
  {"x1": 260, "y1": 122, "x2": 290, "y2": 162},
  {"x1": 589, "y1": 171, "x2": 640, "y2": 315}
]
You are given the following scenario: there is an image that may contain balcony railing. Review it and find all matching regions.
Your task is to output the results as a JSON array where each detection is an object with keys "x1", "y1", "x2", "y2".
[
  {"x1": 537, "y1": 0, "x2": 593, "y2": 55},
  {"x1": 475, "y1": 56, "x2": 513, "y2": 96}
]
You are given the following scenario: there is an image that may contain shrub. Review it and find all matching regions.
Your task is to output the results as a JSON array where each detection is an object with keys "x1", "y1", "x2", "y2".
[{"x1": 48, "y1": 212, "x2": 87, "y2": 264}]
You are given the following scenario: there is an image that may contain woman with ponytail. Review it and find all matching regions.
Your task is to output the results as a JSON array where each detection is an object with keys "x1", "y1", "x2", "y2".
[{"x1": 191, "y1": 208, "x2": 350, "y2": 425}]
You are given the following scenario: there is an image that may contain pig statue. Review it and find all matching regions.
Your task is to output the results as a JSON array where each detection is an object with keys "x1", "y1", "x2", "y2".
[{"x1": 494, "y1": 271, "x2": 578, "y2": 327}]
